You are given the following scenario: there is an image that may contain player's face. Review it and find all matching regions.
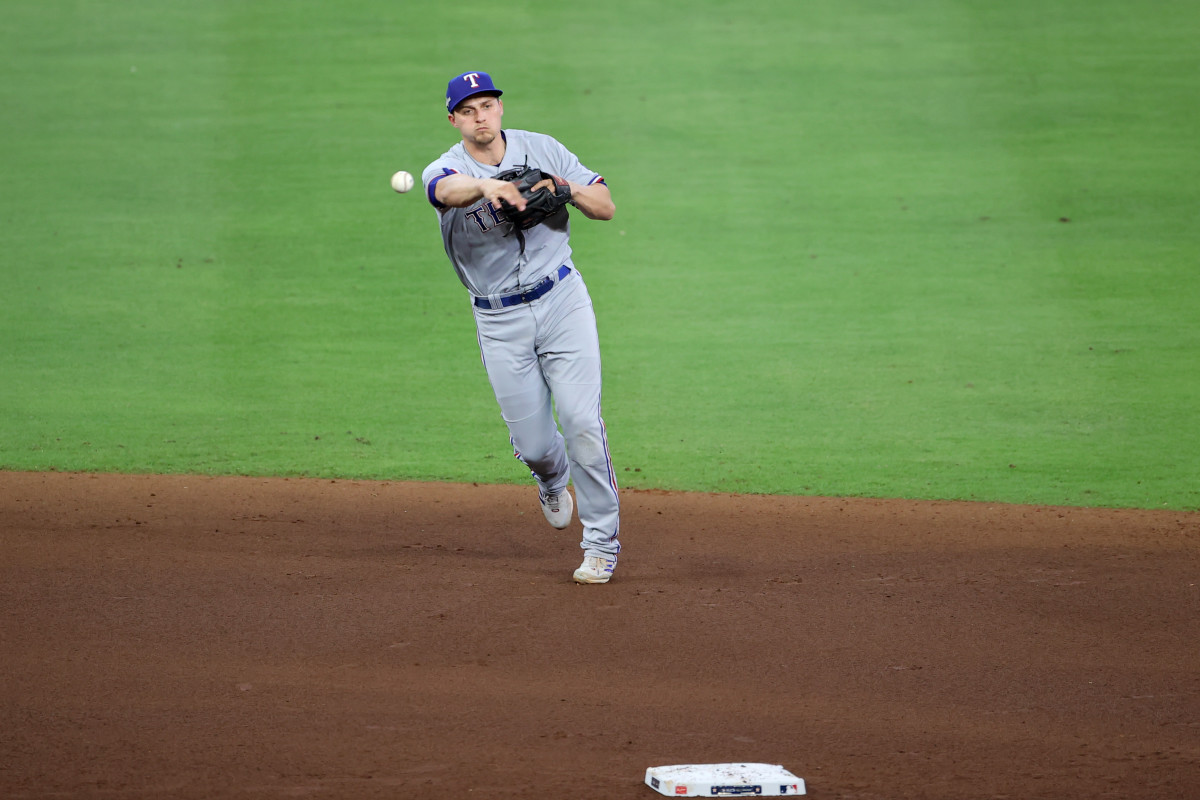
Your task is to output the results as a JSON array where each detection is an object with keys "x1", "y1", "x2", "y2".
[{"x1": 450, "y1": 96, "x2": 503, "y2": 146}]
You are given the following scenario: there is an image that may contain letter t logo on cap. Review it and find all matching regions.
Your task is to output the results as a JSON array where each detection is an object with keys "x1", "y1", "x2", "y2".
[{"x1": 446, "y1": 71, "x2": 502, "y2": 112}]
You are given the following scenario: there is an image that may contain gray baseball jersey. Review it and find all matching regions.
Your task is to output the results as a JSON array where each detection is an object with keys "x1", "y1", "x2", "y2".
[{"x1": 421, "y1": 129, "x2": 606, "y2": 297}]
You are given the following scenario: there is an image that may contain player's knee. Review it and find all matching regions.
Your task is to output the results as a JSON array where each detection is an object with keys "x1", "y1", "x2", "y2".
[{"x1": 565, "y1": 428, "x2": 608, "y2": 468}]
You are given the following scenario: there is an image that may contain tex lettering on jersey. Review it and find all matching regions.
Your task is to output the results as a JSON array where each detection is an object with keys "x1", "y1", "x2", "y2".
[{"x1": 464, "y1": 199, "x2": 506, "y2": 232}]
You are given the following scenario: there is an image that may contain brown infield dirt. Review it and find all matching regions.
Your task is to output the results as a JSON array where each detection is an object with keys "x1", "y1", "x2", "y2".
[{"x1": 2, "y1": 471, "x2": 1198, "y2": 800}]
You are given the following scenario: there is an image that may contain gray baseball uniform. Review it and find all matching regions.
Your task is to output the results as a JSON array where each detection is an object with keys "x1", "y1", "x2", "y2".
[{"x1": 421, "y1": 129, "x2": 621, "y2": 560}]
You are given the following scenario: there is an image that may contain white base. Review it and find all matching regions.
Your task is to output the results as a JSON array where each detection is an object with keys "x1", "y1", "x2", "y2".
[{"x1": 644, "y1": 763, "x2": 806, "y2": 797}]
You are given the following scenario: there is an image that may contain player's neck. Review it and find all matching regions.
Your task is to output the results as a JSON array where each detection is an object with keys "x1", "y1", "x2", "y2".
[{"x1": 463, "y1": 131, "x2": 506, "y2": 166}]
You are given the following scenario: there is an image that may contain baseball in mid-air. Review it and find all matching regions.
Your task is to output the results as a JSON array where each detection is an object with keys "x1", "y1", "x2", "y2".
[{"x1": 391, "y1": 170, "x2": 414, "y2": 193}]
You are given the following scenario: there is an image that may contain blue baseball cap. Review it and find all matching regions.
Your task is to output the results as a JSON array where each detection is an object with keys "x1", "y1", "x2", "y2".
[{"x1": 446, "y1": 71, "x2": 503, "y2": 113}]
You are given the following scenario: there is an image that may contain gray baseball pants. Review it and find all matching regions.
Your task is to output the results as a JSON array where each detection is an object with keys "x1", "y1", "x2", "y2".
[{"x1": 471, "y1": 269, "x2": 621, "y2": 558}]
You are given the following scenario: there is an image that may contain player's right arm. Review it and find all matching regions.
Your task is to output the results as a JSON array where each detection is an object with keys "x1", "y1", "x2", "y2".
[{"x1": 433, "y1": 174, "x2": 527, "y2": 212}]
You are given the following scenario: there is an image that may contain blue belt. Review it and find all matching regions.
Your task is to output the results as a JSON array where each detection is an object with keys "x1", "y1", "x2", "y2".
[{"x1": 474, "y1": 265, "x2": 572, "y2": 309}]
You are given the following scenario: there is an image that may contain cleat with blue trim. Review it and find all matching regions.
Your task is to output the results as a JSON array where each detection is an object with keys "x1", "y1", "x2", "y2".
[{"x1": 573, "y1": 555, "x2": 616, "y2": 584}]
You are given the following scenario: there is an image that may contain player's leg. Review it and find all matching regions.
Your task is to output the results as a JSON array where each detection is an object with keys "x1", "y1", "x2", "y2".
[
  {"x1": 553, "y1": 379, "x2": 620, "y2": 558},
  {"x1": 473, "y1": 306, "x2": 571, "y2": 498},
  {"x1": 534, "y1": 277, "x2": 621, "y2": 559}
]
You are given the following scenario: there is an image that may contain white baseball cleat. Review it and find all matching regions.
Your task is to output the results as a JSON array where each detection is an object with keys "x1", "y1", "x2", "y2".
[
  {"x1": 573, "y1": 555, "x2": 616, "y2": 584},
  {"x1": 540, "y1": 488, "x2": 573, "y2": 529}
]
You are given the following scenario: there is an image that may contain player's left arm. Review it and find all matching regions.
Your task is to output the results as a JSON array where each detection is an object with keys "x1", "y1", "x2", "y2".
[
  {"x1": 564, "y1": 178, "x2": 614, "y2": 221},
  {"x1": 543, "y1": 135, "x2": 615, "y2": 221}
]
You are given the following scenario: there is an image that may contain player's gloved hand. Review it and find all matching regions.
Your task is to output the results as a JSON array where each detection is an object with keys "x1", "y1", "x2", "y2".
[{"x1": 494, "y1": 166, "x2": 572, "y2": 231}]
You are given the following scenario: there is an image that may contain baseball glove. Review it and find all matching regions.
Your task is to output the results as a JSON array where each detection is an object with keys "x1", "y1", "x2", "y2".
[{"x1": 493, "y1": 165, "x2": 572, "y2": 231}]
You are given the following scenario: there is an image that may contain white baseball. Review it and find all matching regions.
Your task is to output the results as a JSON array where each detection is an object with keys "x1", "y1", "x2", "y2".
[{"x1": 391, "y1": 170, "x2": 414, "y2": 194}]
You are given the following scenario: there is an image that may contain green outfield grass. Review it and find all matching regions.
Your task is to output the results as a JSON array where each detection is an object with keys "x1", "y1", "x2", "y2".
[{"x1": 2, "y1": 1, "x2": 1198, "y2": 509}]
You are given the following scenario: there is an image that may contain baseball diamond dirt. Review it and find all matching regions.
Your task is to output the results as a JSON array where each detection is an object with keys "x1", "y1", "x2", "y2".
[{"x1": 2, "y1": 471, "x2": 1198, "y2": 799}]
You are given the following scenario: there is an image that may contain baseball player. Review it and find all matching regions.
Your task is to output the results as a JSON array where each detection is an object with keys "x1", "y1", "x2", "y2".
[{"x1": 420, "y1": 71, "x2": 621, "y2": 584}]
